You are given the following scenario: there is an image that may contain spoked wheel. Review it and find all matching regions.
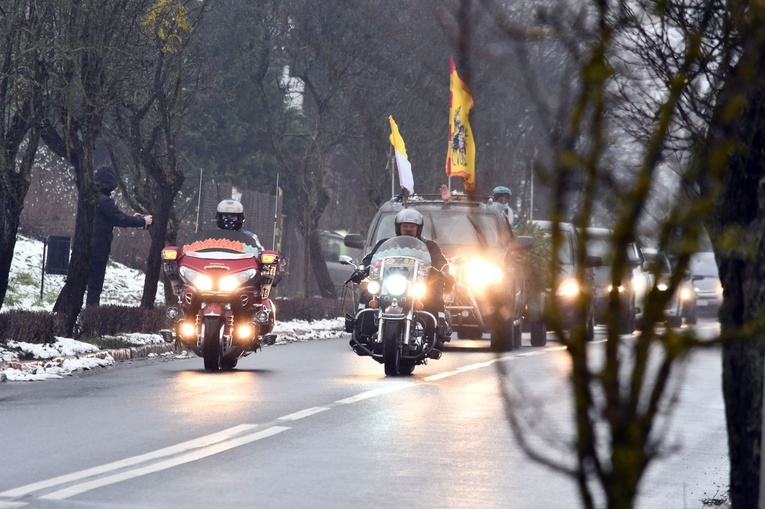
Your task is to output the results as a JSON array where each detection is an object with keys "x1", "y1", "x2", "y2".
[
  {"x1": 202, "y1": 316, "x2": 223, "y2": 371},
  {"x1": 382, "y1": 323, "x2": 402, "y2": 376}
]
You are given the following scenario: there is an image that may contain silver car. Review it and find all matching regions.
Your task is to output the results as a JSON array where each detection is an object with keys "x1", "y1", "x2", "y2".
[{"x1": 688, "y1": 252, "x2": 723, "y2": 319}]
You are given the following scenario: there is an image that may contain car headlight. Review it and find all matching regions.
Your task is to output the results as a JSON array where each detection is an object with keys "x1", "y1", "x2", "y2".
[
  {"x1": 180, "y1": 266, "x2": 213, "y2": 291},
  {"x1": 219, "y1": 269, "x2": 256, "y2": 292},
  {"x1": 464, "y1": 259, "x2": 504, "y2": 288},
  {"x1": 383, "y1": 273, "x2": 409, "y2": 296},
  {"x1": 410, "y1": 281, "x2": 427, "y2": 299},
  {"x1": 556, "y1": 278, "x2": 580, "y2": 298}
]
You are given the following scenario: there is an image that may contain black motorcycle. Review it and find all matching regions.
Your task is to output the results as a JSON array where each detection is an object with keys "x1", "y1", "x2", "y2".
[{"x1": 342, "y1": 236, "x2": 451, "y2": 376}]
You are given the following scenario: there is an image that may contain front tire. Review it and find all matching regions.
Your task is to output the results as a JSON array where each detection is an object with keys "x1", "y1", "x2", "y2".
[
  {"x1": 202, "y1": 316, "x2": 222, "y2": 372},
  {"x1": 490, "y1": 317, "x2": 515, "y2": 352},
  {"x1": 382, "y1": 322, "x2": 402, "y2": 376},
  {"x1": 529, "y1": 320, "x2": 546, "y2": 347}
]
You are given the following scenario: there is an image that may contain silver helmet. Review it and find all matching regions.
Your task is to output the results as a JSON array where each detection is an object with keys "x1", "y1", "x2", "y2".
[
  {"x1": 394, "y1": 208, "x2": 423, "y2": 237},
  {"x1": 216, "y1": 199, "x2": 245, "y2": 231}
]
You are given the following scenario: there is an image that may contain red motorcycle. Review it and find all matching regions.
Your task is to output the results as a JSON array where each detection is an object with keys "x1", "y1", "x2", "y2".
[{"x1": 161, "y1": 229, "x2": 282, "y2": 371}]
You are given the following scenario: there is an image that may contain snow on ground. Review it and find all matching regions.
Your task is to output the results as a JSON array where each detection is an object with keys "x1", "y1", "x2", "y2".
[{"x1": 1, "y1": 235, "x2": 344, "y2": 382}]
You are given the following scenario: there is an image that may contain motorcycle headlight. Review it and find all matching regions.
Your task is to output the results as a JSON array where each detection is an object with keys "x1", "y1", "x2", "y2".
[
  {"x1": 631, "y1": 275, "x2": 647, "y2": 293},
  {"x1": 366, "y1": 280, "x2": 381, "y2": 295},
  {"x1": 464, "y1": 259, "x2": 504, "y2": 288},
  {"x1": 556, "y1": 278, "x2": 580, "y2": 298},
  {"x1": 657, "y1": 282, "x2": 669, "y2": 292},
  {"x1": 383, "y1": 273, "x2": 408, "y2": 296},
  {"x1": 180, "y1": 267, "x2": 213, "y2": 291},
  {"x1": 219, "y1": 269, "x2": 256, "y2": 292},
  {"x1": 607, "y1": 284, "x2": 624, "y2": 294},
  {"x1": 410, "y1": 281, "x2": 427, "y2": 299},
  {"x1": 679, "y1": 287, "x2": 692, "y2": 301}
]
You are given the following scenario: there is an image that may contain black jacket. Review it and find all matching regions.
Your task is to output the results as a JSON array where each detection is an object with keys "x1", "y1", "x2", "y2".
[{"x1": 92, "y1": 167, "x2": 145, "y2": 262}]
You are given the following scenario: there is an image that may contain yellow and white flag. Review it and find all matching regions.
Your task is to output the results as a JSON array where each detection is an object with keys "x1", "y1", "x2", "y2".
[
  {"x1": 445, "y1": 56, "x2": 475, "y2": 191},
  {"x1": 389, "y1": 115, "x2": 414, "y2": 195}
]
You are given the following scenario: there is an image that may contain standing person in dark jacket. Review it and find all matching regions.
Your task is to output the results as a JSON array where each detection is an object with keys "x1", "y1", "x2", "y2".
[{"x1": 86, "y1": 166, "x2": 152, "y2": 306}]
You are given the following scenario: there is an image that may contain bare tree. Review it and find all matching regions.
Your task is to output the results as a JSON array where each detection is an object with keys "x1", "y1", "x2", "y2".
[
  {"x1": 105, "y1": 0, "x2": 210, "y2": 308},
  {"x1": 0, "y1": 0, "x2": 50, "y2": 309},
  {"x1": 470, "y1": 0, "x2": 765, "y2": 506},
  {"x1": 41, "y1": 0, "x2": 155, "y2": 335}
]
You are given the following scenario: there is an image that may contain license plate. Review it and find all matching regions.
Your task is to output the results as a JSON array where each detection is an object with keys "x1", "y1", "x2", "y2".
[{"x1": 696, "y1": 300, "x2": 708, "y2": 307}]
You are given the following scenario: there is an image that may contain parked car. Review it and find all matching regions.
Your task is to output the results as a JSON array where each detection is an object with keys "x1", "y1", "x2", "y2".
[
  {"x1": 584, "y1": 228, "x2": 649, "y2": 334},
  {"x1": 523, "y1": 221, "x2": 600, "y2": 346},
  {"x1": 641, "y1": 247, "x2": 697, "y2": 327},
  {"x1": 345, "y1": 193, "x2": 533, "y2": 351},
  {"x1": 688, "y1": 251, "x2": 723, "y2": 319},
  {"x1": 320, "y1": 230, "x2": 362, "y2": 291}
]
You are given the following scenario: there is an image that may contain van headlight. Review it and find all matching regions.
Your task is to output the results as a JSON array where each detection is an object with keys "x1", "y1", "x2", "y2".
[
  {"x1": 556, "y1": 278, "x2": 580, "y2": 298},
  {"x1": 464, "y1": 259, "x2": 504, "y2": 288}
]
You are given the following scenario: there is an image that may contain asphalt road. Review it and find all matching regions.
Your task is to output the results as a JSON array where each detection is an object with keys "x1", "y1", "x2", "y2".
[{"x1": 0, "y1": 321, "x2": 727, "y2": 509}]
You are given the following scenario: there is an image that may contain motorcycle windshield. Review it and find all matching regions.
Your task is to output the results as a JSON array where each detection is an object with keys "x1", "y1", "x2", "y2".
[
  {"x1": 182, "y1": 229, "x2": 260, "y2": 257},
  {"x1": 369, "y1": 236, "x2": 431, "y2": 285}
]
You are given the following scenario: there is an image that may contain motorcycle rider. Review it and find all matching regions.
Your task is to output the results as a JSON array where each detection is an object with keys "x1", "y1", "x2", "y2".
[
  {"x1": 351, "y1": 208, "x2": 454, "y2": 358},
  {"x1": 216, "y1": 198, "x2": 264, "y2": 252},
  {"x1": 491, "y1": 186, "x2": 522, "y2": 229}
]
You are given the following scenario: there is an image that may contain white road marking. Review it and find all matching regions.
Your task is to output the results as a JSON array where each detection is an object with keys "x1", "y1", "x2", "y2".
[
  {"x1": 39, "y1": 426, "x2": 290, "y2": 500},
  {"x1": 1, "y1": 347, "x2": 567, "y2": 504},
  {"x1": 278, "y1": 407, "x2": 330, "y2": 421},
  {"x1": 0, "y1": 424, "x2": 258, "y2": 498},
  {"x1": 517, "y1": 351, "x2": 545, "y2": 357},
  {"x1": 0, "y1": 501, "x2": 27, "y2": 508},
  {"x1": 423, "y1": 370, "x2": 459, "y2": 381},
  {"x1": 335, "y1": 382, "x2": 415, "y2": 404}
]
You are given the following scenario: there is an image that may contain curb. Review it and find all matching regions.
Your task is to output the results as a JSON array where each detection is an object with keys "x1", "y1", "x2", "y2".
[{"x1": 2, "y1": 343, "x2": 177, "y2": 371}]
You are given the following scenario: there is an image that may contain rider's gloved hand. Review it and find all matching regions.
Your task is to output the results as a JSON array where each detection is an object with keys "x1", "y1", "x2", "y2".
[{"x1": 350, "y1": 268, "x2": 368, "y2": 284}]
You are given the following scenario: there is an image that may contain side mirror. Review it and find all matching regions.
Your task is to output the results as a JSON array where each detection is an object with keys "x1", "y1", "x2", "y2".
[
  {"x1": 344, "y1": 233, "x2": 365, "y2": 250},
  {"x1": 339, "y1": 255, "x2": 353, "y2": 265}
]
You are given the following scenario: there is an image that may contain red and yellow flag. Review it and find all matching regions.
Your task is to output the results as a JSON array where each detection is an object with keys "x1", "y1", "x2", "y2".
[{"x1": 445, "y1": 56, "x2": 475, "y2": 191}]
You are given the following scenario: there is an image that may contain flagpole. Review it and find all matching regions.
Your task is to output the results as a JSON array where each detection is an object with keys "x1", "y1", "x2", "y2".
[
  {"x1": 272, "y1": 173, "x2": 279, "y2": 249},
  {"x1": 388, "y1": 145, "x2": 396, "y2": 199},
  {"x1": 195, "y1": 168, "x2": 203, "y2": 232}
]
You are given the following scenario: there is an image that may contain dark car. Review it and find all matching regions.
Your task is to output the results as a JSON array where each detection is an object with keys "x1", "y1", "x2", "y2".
[
  {"x1": 524, "y1": 221, "x2": 600, "y2": 345},
  {"x1": 345, "y1": 194, "x2": 533, "y2": 352},
  {"x1": 584, "y1": 227, "x2": 648, "y2": 334}
]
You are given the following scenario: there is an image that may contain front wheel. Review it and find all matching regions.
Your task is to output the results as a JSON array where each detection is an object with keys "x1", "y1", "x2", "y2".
[
  {"x1": 382, "y1": 322, "x2": 402, "y2": 376},
  {"x1": 202, "y1": 316, "x2": 223, "y2": 371}
]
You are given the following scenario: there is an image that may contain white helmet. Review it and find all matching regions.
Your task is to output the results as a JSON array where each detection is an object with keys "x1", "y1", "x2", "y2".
[
  {"x1": 394, "y1": 208, "x2": 423, "y2": 237},
  {"x1": 216, "y1": 199, "x2": 245, "y2": 230}
]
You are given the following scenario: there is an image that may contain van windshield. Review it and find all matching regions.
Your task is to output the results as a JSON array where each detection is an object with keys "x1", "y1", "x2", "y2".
[{"x1": 371, "y1": 211, "x2": 502, "y2": 248}]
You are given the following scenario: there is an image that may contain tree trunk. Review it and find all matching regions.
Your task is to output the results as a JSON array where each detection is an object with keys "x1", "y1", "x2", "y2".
[
  {"x1": 0, "y1": 131, "x2": 40, "y2": 310},
  {"x1": 706, "y1": 46, "x2": 765, "y2": 509}
]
